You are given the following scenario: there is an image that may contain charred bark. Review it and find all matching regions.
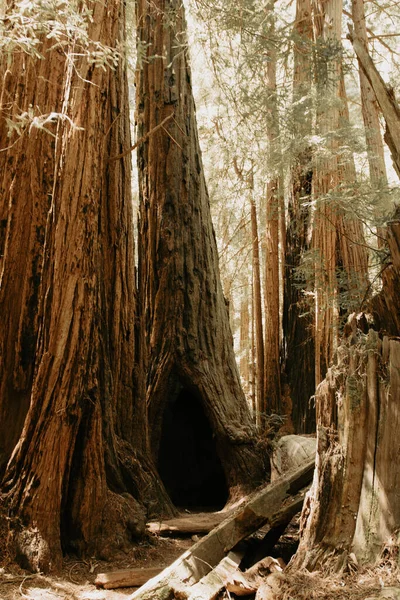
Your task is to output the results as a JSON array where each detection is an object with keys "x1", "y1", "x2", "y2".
[{"x1": 136, "y1": 0, "x2": 267, "y2": 505}]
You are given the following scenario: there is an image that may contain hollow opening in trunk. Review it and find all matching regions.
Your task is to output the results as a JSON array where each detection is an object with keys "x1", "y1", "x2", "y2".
[{"x1": 158, "y1": 386, "x2": 228, "y2": 510}]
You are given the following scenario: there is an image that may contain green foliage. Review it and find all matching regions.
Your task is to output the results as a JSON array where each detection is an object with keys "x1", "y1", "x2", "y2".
[{"x1": 0, "y1": 0, "x2": 122, "y2": 142}]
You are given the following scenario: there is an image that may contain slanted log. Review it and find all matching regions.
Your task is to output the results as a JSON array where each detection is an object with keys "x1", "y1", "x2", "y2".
[
  {"x1": 271, "y1": 435, "x2": 316, "y2": 481},
  {"x1": 184, "y1": 551, "x2": 243, "y2": 600},
  {"x1": 128, "y1": 460, "x2": 314, "y2": 600}
]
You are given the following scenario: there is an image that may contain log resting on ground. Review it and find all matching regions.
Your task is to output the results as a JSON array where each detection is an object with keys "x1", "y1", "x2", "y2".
[{"x1": 126, "y1": 459, "x2": 314, "y2": 599}]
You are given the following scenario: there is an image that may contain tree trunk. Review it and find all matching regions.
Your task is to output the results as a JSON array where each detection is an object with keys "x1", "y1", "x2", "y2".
[
  {"x1": 351, "y1": 0, "x2": 388, "y2": 193},
  {"x1": 312, "y1": 0, "x2": 369, "y2": 387},
  {"x1": 264, "y1": 7, "x2": 282, "y2": 417},
  {"x1": 349, "y1": 29, "x2": 400, "y2": 179},
  {"x1": 250, "y1": 183, "x2": 265, "y2": 426},
  {"x1": 136, "y1": 0, "x2": 267, "y2": 507},
  {"x1": 1, "y1": 0, "x2": 171, "y2": 572},
  {"x1": 282, "y1": 0, "x2": 315, "y2": 433},
  {"x1": 0, "y1": 37, "x2": 63, "y2": 474},
  {"x1": 292, "y1": 219, "x2": 400, "y2": 570}
]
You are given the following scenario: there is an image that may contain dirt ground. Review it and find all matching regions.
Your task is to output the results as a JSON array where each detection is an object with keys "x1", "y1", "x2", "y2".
[
  {"x1": 0, "y1": 535, "x2": 192, "y2": 600},
  {"x1": 1, "y1": 524, "x2": 400, "y2": 600}
]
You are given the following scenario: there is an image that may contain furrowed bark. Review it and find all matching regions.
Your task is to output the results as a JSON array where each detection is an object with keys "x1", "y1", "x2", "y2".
[{"x1": 136, "y1": 0, "x2": 267, "y2": 504}]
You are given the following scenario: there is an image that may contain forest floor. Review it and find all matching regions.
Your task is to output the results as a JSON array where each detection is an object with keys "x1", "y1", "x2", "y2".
[
  {"x1": 0, "y1": 535, "x2": 193, "y2": 600},
  {"x1": 1, "y1": 517, "x2": 400, "y2": 599}
]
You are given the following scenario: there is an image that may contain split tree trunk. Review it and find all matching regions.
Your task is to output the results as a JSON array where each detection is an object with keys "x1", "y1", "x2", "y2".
[
  {"x1": 1, "y1": 0, "x2": 171, "y2": 572},
  {"x1": 136, "y1": 0, "x2": 267, "y2": 503},
  {"x1": 293, "y1": 219, "x2": 400, "y2": 570}
]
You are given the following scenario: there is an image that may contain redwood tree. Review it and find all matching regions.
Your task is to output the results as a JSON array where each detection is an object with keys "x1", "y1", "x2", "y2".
[
  {"x1": 0, "y1": 29, "x2": 63, "y2": 474},
  {"x1": 136, "y1": 0, "x2": 267, "y2": 504},
  {"x1": 1, "y1": 0, "x2": 172, "y2": 572},
  {"x1": 282, "y1": 0, "x2": 315, "y2": 433}
]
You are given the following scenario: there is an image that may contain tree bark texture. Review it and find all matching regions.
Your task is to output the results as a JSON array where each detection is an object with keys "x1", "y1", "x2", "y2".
[
  {"x1": 311, "y1": 0, "x2": 368, "y2": 386},
  {"x1": 292, "y1": 218, "x2": 400, "y2": 570},
  {"x1": 136, "y1": 0, "x2": 267, "y2": 502},
  {"x1": 0, "y1": 37, "x2": 64, "y2": 474},
  {"x1": 1, "y1": 0, "x2": 171, "y2": 572},
  {"x1": 264, "y1": 9, "x2": 282, "y2": 418},
  {"x1": 249, "y1": 185, "x2": 265, "y2": 425},
  {"x1": 282, "y1": 0, "x2": 315, "y2": 433}
]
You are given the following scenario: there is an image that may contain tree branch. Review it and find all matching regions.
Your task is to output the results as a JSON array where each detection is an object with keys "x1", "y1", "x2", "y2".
[{"x1": 108, "y1": 113, "x2": 174, "y2": 162}]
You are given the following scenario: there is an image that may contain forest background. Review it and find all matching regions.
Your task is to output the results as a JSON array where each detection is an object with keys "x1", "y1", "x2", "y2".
[{"x1": 1, "y1": 0, "x2": 400, "y2": 586}]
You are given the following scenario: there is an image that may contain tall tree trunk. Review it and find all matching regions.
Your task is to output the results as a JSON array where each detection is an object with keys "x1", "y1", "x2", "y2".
[
  {"x1": 293, "y1": 218, "x2": 400, "y2": 570},
  {"x1": 311, "y1": 0, "x2": 368, "y2": 387},
  {"x1": 282, "y1": 0, "x2": 315, "y2": 433},
  {"x1": 264, "y1": 6, "x2": 282, "y2": 417},
  {"x1": 136, "y1": 0, "x2": 267, "y2": 506},
  {"x1": 0, "y1": 38, "x2": 63, "y2": 474},
  {"x1": 349, "y1": 29, "x2": 400, "y2": 179},
  {"x1": 249, "y1": 182, "x2": 265, "y2": 426},
  {"x1": 352, "y1": 0, "x2": 388, "y2": 190},
  {"x1": 311, "y1": 0, "x2": 343, "y2": 387},
  {"x1": 1, "y1": 0, "x2": 171, "y2": 572}
]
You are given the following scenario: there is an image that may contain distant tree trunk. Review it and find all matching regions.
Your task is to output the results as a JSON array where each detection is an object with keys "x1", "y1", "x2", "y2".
[
  {"x1": 264, "y1": 6, "x2": 282, "y2": 417},
  {"x1": 249, "y1": 180, "x2": 265, "y2": 426},
  {"x1": 293, "y1": 218, "x2": 400, "y2": 570},
  {"x1": 352, "y1": 0, "x2": 388, "y2": 192},
  {"x1": 282, "y1": 0, "x2": 315, "y2": 433},
  {"x1": 349, "y1": 30, "x2": 400, "y2": 179},
  {"x1": 1, "y1": 0, "x2": 172, "y2": 573},
  {"x1": 0, "y1": 38, "x2": 63, "y2": 474},
  {"x1": 312, "y1": 0, "x2": 368, "y2": 387},
  {"x1": 239, "y1": 277, "x2": 251, "y2": 403},
  {"x1": 311, "y1": 0, "x2": 343, "y2": 387},
  {"x1": 136, "y1": 0, "x2": 267, "y2": 504}
]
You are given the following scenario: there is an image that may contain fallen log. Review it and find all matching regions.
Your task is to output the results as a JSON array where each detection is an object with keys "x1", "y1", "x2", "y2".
[
  {"x1": 241, "y1": 489, "x2": 306, "y2": 568},
  {"x1": 95, "y1": 567, "x2": 163, "y2": 589},
  {"x1": 147, "y1": 511, "x2": 229, "y2": 535},
  {"x1": 184, "y1": 551, "x2": 243, "y2": 600},
  {"x1": 127, "y1": 459, "x2": 314, "y2": 600},
  {"x1": 226, "y1": 555, "x2": 285, "y2": 596},
  {"x1": 255, "y1": 573, "x2": 285, "y2": 600}
]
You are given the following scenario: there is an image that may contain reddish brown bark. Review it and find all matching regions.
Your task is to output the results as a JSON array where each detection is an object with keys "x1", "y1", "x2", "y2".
[
  {"x1": 0, "y1": 39, "x2": 63, "y2": 474},
  {"x1": 136, "y1": 0, "x2": 267, "y2": 504},
  {"x1": 264, "y1": 13, "x2": 282, "y2": 418},
  {"x1": 1, "y1": 0, "x2": 172, "y2": 572}
]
